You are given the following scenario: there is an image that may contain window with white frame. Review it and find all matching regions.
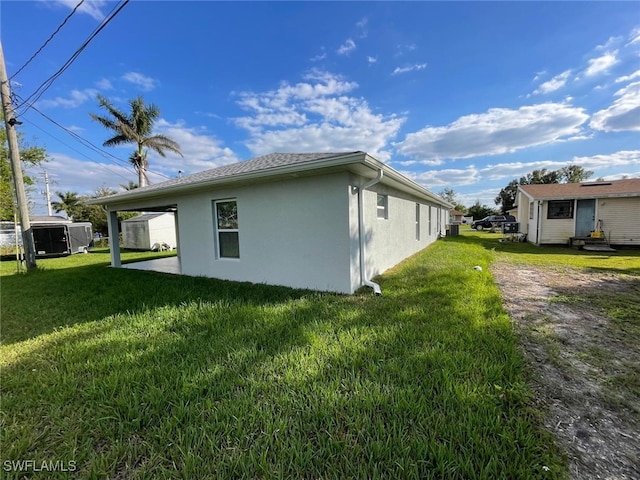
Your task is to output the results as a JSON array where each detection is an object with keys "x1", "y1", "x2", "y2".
[
  {"x1": 214, "y1": 199, "x2": 239, "y2": 258},
  {"x1": 428, "y1": 206, "x2": 432, "y2": 235},
  {"x1": 529, "y1": 202, "x2": 534, "y2": 219},
  {"x1": 377, "y1": 194, "x2": 388, "y2": 219},
  {"x1": 415, "y1": 203, "x2": 420, "y2": 240}
]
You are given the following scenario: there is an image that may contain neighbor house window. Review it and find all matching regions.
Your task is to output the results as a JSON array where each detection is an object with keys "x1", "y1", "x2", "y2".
[
  {"x1": 428, "y1": 206, "x2": 432, "y2": 235},
  {"x1": 529, "y1": 202, "x2": 534, "y2": 220},
  {"x1": 415, "y1": 203, "x2": 420, "y2": 241},
  {"x1": 547, "y1": 200, "x2": 573, "y2": 219},
  {"x1": 377, "y1": 194, "x2": 388, "y2": 219},
  {"x1": 214, "y1": 199, "x2": 239, "y2": 258}
]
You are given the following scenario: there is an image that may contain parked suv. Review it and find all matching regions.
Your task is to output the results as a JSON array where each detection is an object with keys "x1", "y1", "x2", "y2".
[{"x1": 471, "y1": 215, "x2": 515, "y2": 230}]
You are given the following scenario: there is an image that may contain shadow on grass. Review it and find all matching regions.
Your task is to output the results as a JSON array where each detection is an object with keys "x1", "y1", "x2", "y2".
[
  {"x1": 1, "y1": 241, "x2": 562, "y2": 478},
  {"x1": 0, "y1": 260, "x2": 314, "y2": 345}
]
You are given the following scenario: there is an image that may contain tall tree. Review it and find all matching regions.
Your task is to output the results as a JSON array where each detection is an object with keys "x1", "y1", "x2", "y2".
[
  {"x1": 52, "y1": 191, "x2": 80, "y2": 220},
  {"x1": 438, "y1": 187, "x2": 467, "y2": 213},
  {"x1": 468, "y1": 201, "x2": 498, "y2": 220},
  {"x1": 558, "y1": 165, "x2": 593, "y2": 183},
  {"x1": 90, "y1": 95, "x2": 183, "y2": 187},
  {"x1": 119, "y1": 180, "x2": 138, "y2": 191},
  {"x1": 0, "y1": 113, "x2": 47, "y2": 220},
  {"x1": 494, "y1": 179, "x2": 519, "y2": 214}
]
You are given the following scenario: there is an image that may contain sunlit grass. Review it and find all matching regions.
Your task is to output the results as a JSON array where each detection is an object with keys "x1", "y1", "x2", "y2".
[
  {"x1": 1, "y1": 242, "x2": 565, "y2": 478},
  {"x1": 458, "y1": 229, "x2": 640, "y2": 272}
]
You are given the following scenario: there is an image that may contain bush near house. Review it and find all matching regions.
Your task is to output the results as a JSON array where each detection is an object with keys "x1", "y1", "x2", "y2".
[{"x1": 0, "y1": 242, "x2": 593, "y2": 479}]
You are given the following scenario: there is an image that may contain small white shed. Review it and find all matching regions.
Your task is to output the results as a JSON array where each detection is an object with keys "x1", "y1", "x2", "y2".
[{"x1": 122, "y1": 212, "x2": 177, "y2": 250}]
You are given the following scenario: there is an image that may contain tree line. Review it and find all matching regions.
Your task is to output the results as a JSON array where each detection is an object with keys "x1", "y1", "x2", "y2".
[{"x1": 439, "y1": 165, "x2": 594, "y2": 218}]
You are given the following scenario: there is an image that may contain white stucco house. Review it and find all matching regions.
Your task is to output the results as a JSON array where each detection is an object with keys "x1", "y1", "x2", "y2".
[
  {"x1": 91, "y1": 152, "x2": 452, "y2": 294},
  {"x1": 515, "y1": 178, "x2": 640, "y2": 246}
]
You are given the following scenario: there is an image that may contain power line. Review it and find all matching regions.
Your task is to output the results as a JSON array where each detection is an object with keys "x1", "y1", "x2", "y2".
[
  {"x1": 16, "y1": 94, "x2": 172, "y2": 181},
  {"x1": 9, "y1": 0, "x2": 86, "y2": 81},
  {"x1": 20, "y1": 114, "x2": 135, "y2": 183},
  {"x1": 14, "y1": 0, "x2": 130, "y2": 116}
]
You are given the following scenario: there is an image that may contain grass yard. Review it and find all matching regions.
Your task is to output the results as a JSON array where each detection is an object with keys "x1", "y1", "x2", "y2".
[{"x1": 0, "y1": 238, "x2": 611, "y2": 479}]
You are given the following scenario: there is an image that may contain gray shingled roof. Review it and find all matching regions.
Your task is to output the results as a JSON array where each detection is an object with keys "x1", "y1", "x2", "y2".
[{"x1": 101, "y1": 152, "x2": 362, "y2": 201}]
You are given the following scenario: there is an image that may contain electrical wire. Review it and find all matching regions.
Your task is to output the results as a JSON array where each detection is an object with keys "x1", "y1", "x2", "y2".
[
  {"x1": 9, "y1": 0, "x2": 86, "y2": 81},
  {"x1": 15, "y1": 93, "x2": 172, "y2": 181},
  {"x1": 20, "y1": 115, "x2": 135, "y2": 183},
  {"x1": 14, "y1": 0, "x2": 130, "y2": 116}
]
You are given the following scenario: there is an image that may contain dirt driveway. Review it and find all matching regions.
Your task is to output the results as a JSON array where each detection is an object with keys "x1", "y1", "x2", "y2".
[{"x1": 491, "y1": 263, "x2": 640, "y2": 480}]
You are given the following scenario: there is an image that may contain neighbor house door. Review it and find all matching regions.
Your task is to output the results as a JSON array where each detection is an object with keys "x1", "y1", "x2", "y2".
[{"x1": 575, "y1": 199, "x2": 595, "y2": 237}]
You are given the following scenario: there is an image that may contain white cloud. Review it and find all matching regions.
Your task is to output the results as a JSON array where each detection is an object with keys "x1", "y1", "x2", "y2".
[
  {"x1": 152, "y1": 119, "x2": 240, "y2": 174},
  {"x1": 532, "y1": 70, "x2": 547, "y2": 82},
  {"x1": 310, "y1": 47, "x2": 327, "y2": 62},
  {"x1": 356, "y1": 17, "x2": 368, "y2": 38},
  {"x1": 48, "y1": 0, "x2": 107, "y2": 21},
  {"x1": 395, "y1": 44, "x2": 417, "y2": 57},
  {"x1": 627, "y1": 27, "x2": 640, "y2": 46},
  {"x1": 26, "y1": 153, "x2": 136, "y2": 197},
  {"x1": 392, "y1": 63, "x2": 427, "y2": 75},
  {"x1": 396, "y1": 103, "x2": 589, "y2": 162},
  {"x1": 38, "y1": 88, "x2": 98, "y2": 108},
  {"x1": 584, "y1": 50, "x2": 619, "y2": 77},
  {"x1": 615, "y1": 69, "x2": 640, "y2": 83},
  {"x1": 122, "y1": 72, "x2": 158, "y2": 91},
  {"x1": 405, "y1": 167, "x2": 480, "y2": 187},
  {"x1": 95, "y1": 78, "x2": 113, "y2": 90},
  {"x1": 476, "y1": 151, "x2": 640, "y2": 183},
  {"x1": 590, "y1": 81, "x2": 640, "y2": 132},
  {"x1": 234, "y1": 71, "x2": 404, "y2": 161},
  {"x1": 596, "y1": 36, "x2": 622, "y2": 51},
  {"x1": 337, "y1": 39, "x2": 356, "y2": 56},
  {"x1": 533, "y1": 70, "x2": 572, "y2": 95},
  {"x1": 367, "y1": 56, "x2": 377, "y2": 64}
]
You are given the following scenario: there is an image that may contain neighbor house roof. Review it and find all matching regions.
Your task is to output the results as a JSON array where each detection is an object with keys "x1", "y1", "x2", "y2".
[
  {"x1": 519, "y1": 178, "x2": 640, "y2": 200},
  {"x1": 89, "y1": 151, "x2": 453, "y2": 209}
]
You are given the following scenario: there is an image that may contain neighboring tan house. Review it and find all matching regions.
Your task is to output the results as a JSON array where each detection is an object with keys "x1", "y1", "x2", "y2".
[
  {"x1": 515, "y1": 178, "x2": 640, "y2": 246},
  {"x1": 90, "y1": 152, "x2": 452, "y2": 294}
]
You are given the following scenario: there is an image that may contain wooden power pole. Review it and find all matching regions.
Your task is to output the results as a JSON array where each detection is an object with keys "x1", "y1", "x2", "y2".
[{"x1": 0, "y1": 41, "x2": 37, "y2": 269}]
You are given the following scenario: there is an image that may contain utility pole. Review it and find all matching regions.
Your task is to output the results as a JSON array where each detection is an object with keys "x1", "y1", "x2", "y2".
[
  {"x1": 0, "y1": 41, "x2": 37, "y2": 269},
  {"x1": 44, "y1": 170, "x2": 53, "y2": 216}
]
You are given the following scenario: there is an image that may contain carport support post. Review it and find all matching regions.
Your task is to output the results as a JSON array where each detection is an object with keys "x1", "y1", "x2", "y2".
[{"x1": 107, "y1": 210, "x2": 121, "y2": 267}]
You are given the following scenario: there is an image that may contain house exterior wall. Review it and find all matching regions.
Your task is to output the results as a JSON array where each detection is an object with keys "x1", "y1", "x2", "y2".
[
  {"x1": 539, "y1": 200, "x2": 575, "y2": 243},
  {"x1": 108, "y1": 170, "x2": 449, "y2": 294},
  {"x1": 519, "y1": 193, "x2": 640, "y2": 246},
  {"x1": 346, "y1": 179, "x2": 445, "y2": 291},
  {"x1": 598, "y1": 197, "x2": 640, "y2": 245},
  {"x1": 176, "y1": 172, "x2": 353, "y2": 293}
]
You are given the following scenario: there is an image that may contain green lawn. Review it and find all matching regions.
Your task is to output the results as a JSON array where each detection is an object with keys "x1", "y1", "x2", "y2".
[{"x1": 6, "y1": 236, "x2": 636, "y2": 478}]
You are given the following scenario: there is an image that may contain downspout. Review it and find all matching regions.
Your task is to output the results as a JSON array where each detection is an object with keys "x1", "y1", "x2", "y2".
[
  {"x1": 536, "y1": 201, "x2": 542, "y2": 245},
  {"x1": 353, "y1": 169, "x2": 384, "y2": 296}
]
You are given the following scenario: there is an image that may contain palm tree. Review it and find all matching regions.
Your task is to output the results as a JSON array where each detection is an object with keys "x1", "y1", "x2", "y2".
[
  {"x1": 90, "y1": 95, "x2": 183, "y2": 187},
  {"x1": 52, "y1": 191, "x2": 80, "y2": 220},
  {"x1": 119, "y1": 180, "x2": 138, "y2": 191}
]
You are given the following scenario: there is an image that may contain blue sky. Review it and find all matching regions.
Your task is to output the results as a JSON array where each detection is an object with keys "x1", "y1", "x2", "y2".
[{"x1": 3, "y1": 1, "x2": 640, "y2": 214}]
